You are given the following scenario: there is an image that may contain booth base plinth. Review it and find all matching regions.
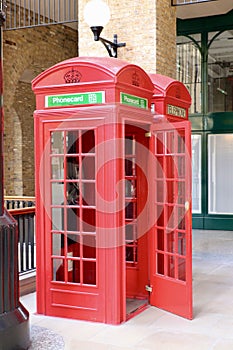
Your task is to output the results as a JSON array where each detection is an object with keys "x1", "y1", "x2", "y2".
[{"x1": 0, "y1": 304, "x2": 30, "y2": 350}]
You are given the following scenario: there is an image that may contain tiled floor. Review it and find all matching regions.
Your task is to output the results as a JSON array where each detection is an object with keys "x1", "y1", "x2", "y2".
[{"x1": 21, "y1": 230, "x2": 233, "y2": 350}]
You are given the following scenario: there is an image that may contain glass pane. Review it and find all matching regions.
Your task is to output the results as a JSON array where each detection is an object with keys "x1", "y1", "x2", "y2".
[
  {"x1": 208, "y1": 31, "x2": 233, "y2": 113},
  {"x1": 83, "y1": 209, "x2": 96, "y2": 232},
  {"x1": 177, "y1": 156, "x2": 185, "y2": 178},
  {"x1": 83, "y1": 261, "x2": 96, "y2": 285},
  {"x1": 82, "y1": 156, "x2": 95, "y2": 180},
  {"x1": 52, "y1": 233, "x2": 64, "y2": 256},
  {"x1": 125, "y1": 158, "x2": 136, "y2": 176},
  {"x1": 51, "y1": 157, "x2": 64, "y2": 180},
  {"x1": 66, "y1": 182, "x2": 80, "y2": 205},
  {"x1": 82, "y1": 183, "x2": 96, "y2": 206},
  {"x1": 126, "y1": 224, "x2": 134, "y2": 241},
  {"x1": 67, "y1": 207, "x2": 80, "y2": 232},
  {"x1": 156, "y1": 133, "x2": 164, "y2": 154},
  {"x1": 51, "y1": 131, "x2": 64, "y2": 154},
  {"x1": 192, "y1": 135, "x2": 201, "y2": 213},
  {"x1": 167, "y1": 255, "x2": 175, "y2": 278},
  {"x1": 167, "y1": 206, "x2": 176, "y2": 230},
  {"x1": 208, "y1": 134, "x2": 233, "y2": 214},
  {"x1": 178, "y1": 181, "x2": 185, "y2": 205},
  {"x1": 53, "y1": 258, "x2": 64, "y2": 282},
  {"x1": 178, "y1": 133, "x2": 185, "y2": 153},
  {"x1": 166, "y1": 156, "x2": 175, "y2": 178},
  {"x1": 66, "y1": 157, "x2": 79, "y2": 180},
  {"x1": 157, "y1": 207, "x2": 164, "y2": 226},
  {"x1": 68, "y1": 260, "x2": 80, "y2": 283},
  {"x1": 67, "y1": 234, "x2": 80, "y2": 257},
  {"x1": 178, "y1": 232, "x2": 186, "y2": 256},
  {"x1": 126, "y1": 245, "x2": 134, "y2": 262},
  {"x1": 52, "y1": 208, "x2": 63, "y2": 231},
  {"x1": 157, "y1": 229, "x2": 164, "y2": 251},
  {"x1": 178, "y1": 207, "x2": 186, "y2": 230},
  {"x1": 83, "y1": 235, "x2": 96, "y2": 258},
  {"x1": 167, "y1": 231, "x2": 175, "y2": 253},
  {"x1": 178, "y1": 258, "x2": 186, "y2": 282},
  {"x1": 167, "y1": 181, "x2": 175, "y2": 204},
  {"x1": 156, "y1": 180, "x2": 164, "y2": 202},
  {"x1": 125, "y1": 202, "x2": 136, "y2": 219},
  {"x1": 166, "y1": 131, "x2": 175, "y2": 154},
  {"x1": 52, "y1": 183, "x2": 64, "y2": 205},
  {"x1": 157, "y1": 253, "x2": 164, "y2": 275},
  {"x1": 156, "y1": 157, "x2": 164, "y2": 178},
  {"x1": 125, "y1": 137, "x2": 135, "y2": 155},
  {"x1": 82, "y1": 130, "x2": 95, "y2": 153},
  {"x1": 125, "y1": 179, "x2": 136, "y2": 198},
  {"x1": 67, "y1": 131, "x2": 79, "y2": 154},
  {"x1": 176, "y1": 35, "x2": 202, "y2": 114}
]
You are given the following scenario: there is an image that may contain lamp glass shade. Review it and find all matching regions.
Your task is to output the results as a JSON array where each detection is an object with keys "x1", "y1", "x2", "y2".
[{"x1": 84, "y1": 0, "x2": 111, "y2": 27}]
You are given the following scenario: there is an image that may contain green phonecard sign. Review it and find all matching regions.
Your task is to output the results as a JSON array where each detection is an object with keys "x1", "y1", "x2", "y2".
[
  {"x1": 45, "y1": 91, "x2": 105, "y2": 108},
  {"x1": 120, "y1": 92, "x2": 148, "y2": 109}
]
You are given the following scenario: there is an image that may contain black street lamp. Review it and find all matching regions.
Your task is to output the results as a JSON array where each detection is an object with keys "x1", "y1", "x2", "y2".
[
  {"x1": 0, "y1": 1, "x2": 30, "y2": 349},
  {"x1": 84, "y1": 0, "x2": 126, "y2": 58}
]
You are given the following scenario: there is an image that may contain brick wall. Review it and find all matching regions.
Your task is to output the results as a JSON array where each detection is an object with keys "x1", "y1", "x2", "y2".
[
  {"x1": 78, "y1": 0, "x2": 176, "y2": 76},
  {"x1": 3, "y1": 25, "x2": 78, "y2": 195},
  {"x1": 3, "y1": 0, "x2": 177, "y2": 196},
  {"x1": 156, "y1": 0, "x2": 177, "y2": 78}
]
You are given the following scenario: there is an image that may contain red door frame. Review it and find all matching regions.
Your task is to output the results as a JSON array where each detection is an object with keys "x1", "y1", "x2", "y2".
[
  {"x1": 35, "y1": 108, "x2": 126, "y2": 325},
  {"x1": 149, "y1": 119, "x2": 192, "y2": 319},
  {"x1": 125, "y1": 125, "x2": 149, "y2": 301}
]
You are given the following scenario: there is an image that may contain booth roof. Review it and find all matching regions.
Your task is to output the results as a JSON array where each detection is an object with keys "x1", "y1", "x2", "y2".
[{"x1": 32, "y1": 56, "x2": 154, "y2": 88}]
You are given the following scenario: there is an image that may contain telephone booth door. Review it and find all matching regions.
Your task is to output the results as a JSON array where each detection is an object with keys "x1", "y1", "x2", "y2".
[
  {"x1": 38, "y1": 119, "x2": 109, "y2": 323},
  {"x1": 149, "y1": 120, "x2": 192, "y2": 319}
]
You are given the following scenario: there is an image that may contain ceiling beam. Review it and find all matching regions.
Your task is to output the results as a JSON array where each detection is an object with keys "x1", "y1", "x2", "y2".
[{"x1": 177, "y1": 9, "x2": 233, "y2": 36}]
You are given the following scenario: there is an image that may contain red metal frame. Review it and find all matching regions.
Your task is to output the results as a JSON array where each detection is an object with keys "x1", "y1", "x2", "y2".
[
  {"x1": 33, "y1": 57, "x2": 193, "y2": 324},
  {"x1": 34, "y1": 105, "x2": 153, "y2": 324},
  {"x1": 149, "y1": 120, "x2": 192, "y2": 319}
]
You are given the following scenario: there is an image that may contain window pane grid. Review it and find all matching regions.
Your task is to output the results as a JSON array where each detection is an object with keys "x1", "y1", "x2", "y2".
[
  {"x1": 50, "y1": 129, "x2": 97, "y2": 286},
  {"x1": 154, "y1": 128, "x2": 187, "y2": 282},
  {"x1": 125, "y1": 135, "x2": 138, "y2": 265}
]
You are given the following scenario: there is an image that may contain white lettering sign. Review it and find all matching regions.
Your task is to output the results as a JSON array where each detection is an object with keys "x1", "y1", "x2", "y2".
[{"x1": 167, "y1": 104, "x2": 186, "y2": 118}]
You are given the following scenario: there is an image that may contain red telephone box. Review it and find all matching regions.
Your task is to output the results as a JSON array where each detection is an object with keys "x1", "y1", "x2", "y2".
[
  {"x1": 32, "y1": 58, "x2": 192, "y2": 324},
  {"x1": 149, "y1": 73, "x2": 192, "y2": 319}
]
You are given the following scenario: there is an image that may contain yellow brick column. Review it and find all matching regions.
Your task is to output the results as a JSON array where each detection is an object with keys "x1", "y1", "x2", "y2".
[
  {"x1": 156, "y1": 0, "x2": 177, "y2": 78},
  {"x1": 78, "y1": 0, "x2": 176, "y2": 77}
]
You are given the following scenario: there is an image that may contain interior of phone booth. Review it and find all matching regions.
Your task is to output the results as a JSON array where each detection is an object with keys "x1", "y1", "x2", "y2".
[{"x1": 125, "y1": 123, "x2": 150, "y2": 317}]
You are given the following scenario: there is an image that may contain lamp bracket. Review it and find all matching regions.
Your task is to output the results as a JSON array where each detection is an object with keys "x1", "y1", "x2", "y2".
[
  {"x1": 99, "y1": 35, "x2": 126, "y2": 58},
  {"x1": 90, "y1": 26, "x2": 126, "y2": 58}
]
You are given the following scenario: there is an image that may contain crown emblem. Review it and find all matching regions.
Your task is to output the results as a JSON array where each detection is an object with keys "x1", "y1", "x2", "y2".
[
  {"x1": 64, "y1": 69, "x2": 82, "y2": 83},
  {"x1": 132, "y1": 72, "x2": 140, "y2": 87}
]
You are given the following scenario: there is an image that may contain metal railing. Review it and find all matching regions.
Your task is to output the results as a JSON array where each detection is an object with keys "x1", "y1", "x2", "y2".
[
  {"x1": 5, "y1": 197, "x2": 36, "y2": 275},
  {"x1": 4, "y1": 0, "x2": 78, "y2": 30},
  {"x1": 5, "y1": 196, "x2": 35, "y2": 209}
]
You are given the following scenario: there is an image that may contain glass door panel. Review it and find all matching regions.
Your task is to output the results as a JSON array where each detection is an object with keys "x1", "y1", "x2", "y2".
[
  {"x1": 50, "y1": 129, "x2": 97, "y2": 286},
  {"x1": 149, "y1": 121, "x2": 192, "y2": 319}
]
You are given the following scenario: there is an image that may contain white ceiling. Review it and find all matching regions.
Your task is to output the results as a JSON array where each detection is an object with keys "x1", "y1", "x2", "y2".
[{"x1": 176, "y1": 0, "x2": 233, "y2": 19}]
